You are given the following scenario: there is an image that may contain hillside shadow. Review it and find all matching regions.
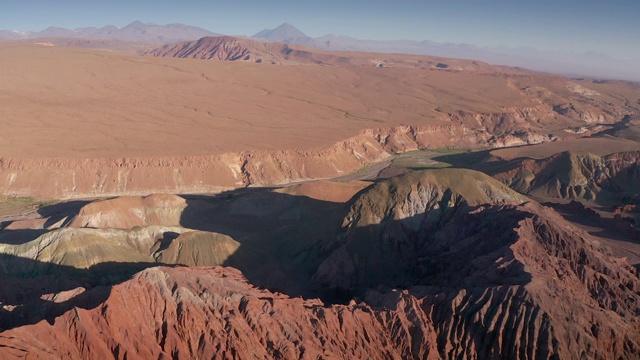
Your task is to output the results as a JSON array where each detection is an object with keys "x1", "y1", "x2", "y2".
[
  {"x1": 0, "y1": 255, "x2": 170, "y2": 332},
  {"x1": 604, "y1": 162, "x2": 640, "y2": 198},
  {"x1": 180, "y1": 187, "x2": 348, "y2": 241},
  {"x1": 154, "y1": 231, "x2": 181, "y2": 253},
  {"x1": 0, "y1": 189, "x2": 537, "y2": 330},
  {"x1": 545, "y1": 201, "x2": 640, "y2": 245},
  {"x1": 431, "y1": 149, "x2": 494, "y2": 169},
  {"x1": 542, "y1": 202, "x2": 600, "y2": 228},
  {"x1": 180, "y1": 188, "x2": 349, "y2": 299},
  {"x1": 0, "y1": 200, "x2": 91, "y2": 245},
  {"x1": 0, "y1": 229, "x2": 49, "y2": 245},
  {"x1": 38, "y1": 200, "x2": 90, "y2": 228},
  {"x1": 216, "y1": 196, "x2": 534, "y2": 305},
  {"x1": 431, "y1": 149, "x2": 525, "y2": 176},
  {"x1": 37, "y1": 200, "x2": 90, "y2": 218}
]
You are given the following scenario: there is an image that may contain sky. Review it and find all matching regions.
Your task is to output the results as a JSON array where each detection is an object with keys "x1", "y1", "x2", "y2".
[{"x1": 1, "y1": 0, "x2": 639, "y2": 59}]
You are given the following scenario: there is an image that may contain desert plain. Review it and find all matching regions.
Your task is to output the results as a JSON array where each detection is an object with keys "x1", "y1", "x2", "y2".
[{"x1": 2, "y1": 40, "x2": 634, "y2": 199}]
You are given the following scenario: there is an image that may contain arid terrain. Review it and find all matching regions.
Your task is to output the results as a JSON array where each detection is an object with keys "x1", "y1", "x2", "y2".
[
  {"x1": 1, "y1": 33, "x2": 640, "y2": 359},
  {"x1": 1, "y1": 40, "x2": 638, "y2": 200}
]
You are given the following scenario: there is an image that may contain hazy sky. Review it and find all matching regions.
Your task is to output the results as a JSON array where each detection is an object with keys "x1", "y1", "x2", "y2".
[{"x1": 2, "y1": 0, "x2": 638, "y2": 59}]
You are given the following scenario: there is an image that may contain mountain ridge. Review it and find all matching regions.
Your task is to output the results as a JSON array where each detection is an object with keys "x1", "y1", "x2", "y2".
[
  {"x1": 0, "y1": 21, "x2": 219, "y2": 44},
  {"x1": 2, "y1": 21, "x2": 638, "y2": 80},
  {"x1": 252, "y1": 22, "x2": 308, "y2": 41},
  {"x1": 248, "y1": 23, "x2": 640, "y2": 81}
]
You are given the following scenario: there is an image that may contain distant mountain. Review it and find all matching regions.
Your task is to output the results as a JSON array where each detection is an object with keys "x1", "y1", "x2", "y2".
[
  {"x1": 31, "y1": 26, "x2": 77, "y2": 38},
  {"x1": 0, "y1": 30, "x2": 29, "y2": 40},
  {"x1": 2, "y1": 21, "x2": 638, "y2": 81},
  {"x1": 146, "y1": 35, "x2": 540, "y2": 78},
  {"x1": 0, "y1": 21, "x2": 219, "y2": 44},
  {"x1": 251, "y1": 23, "x2": 640, "y2": 81},
  {"x1": 251, "y1": 23, "x2": 323, "y2": 49},
  {"x1": 146, "y1": 36, "x2": 267, "y2": 62},
  {"x1": 144, "y1": 36, "x2": 357, "y2": 66},
  {"x1": 252, "y1": 23, "x2": 308, "y2": 42},
  {"x1": 251, "y1": 23, "x2": 476, "y2": 56}
]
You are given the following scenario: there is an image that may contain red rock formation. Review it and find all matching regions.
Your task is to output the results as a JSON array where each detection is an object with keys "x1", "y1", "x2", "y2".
[
  {"x1": 0, "y1": 121, "x2": 568, "y2": 200},
  {"x1": 146, "y1": 36, "x2": 256, "y2": 61},
  {"x1": 69, "y1": 194, "x2": 187, "y2": 228},
  {"x1": 493, "y1": 151, "x2": 640, "y2": 203},
  {"x1": 143, "y1": 36, "x2": 354, "y2": 66},
  {"x1": 553, "y1": 201, "x2": 640, "y2": 241},
  {"x1": 0, "y1": 266, "x2": 440, "y2": 359},
  {"x1": 1, "y1": 169, "x2": 639, "y2": 359},
  {"x1": 311, "y1": 170, "x2": 640, "y2": 358}
]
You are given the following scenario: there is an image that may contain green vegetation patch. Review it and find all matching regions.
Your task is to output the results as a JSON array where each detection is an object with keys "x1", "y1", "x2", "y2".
[
  {"x1": 36, "y1": 200, "x2": 59, "y2": 209},
  {"x1": 391, "y1": 148, "x2": 468, "y2": 170}
]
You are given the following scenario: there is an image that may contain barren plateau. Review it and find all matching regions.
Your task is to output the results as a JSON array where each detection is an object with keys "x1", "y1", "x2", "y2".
[{"x1": 1, "y1": 41, "x2": 639, "y2": 199}]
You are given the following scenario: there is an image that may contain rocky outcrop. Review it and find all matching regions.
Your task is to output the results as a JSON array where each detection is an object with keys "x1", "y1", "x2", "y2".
[
  {"x1": 0, "y1": 266, "x2": 440, "y2": 359},
  {"x1": 0, "y1": 226, "x2": 249, "y2": 274},
  {"x1": 1, "y1": 169, "x2": 639, "y2": 358},
  {"x1": 553, "y1": 103, "x2": 609, "y2": 123},
  {"x1": 552, "y1": 201, "x2": 640, "y2": 241},
  {"x1": 145, "y1": 36, "x2": 256, "y2": 61},
  {"x1": 493, "y1": 151, "x2": 640, "y2": 203},
  {"x1": 0, "y1": 226, "x2": 186, "y2": 271},
  {"x1": 69, "y1": 194, "x2": 187, "y2": 229},
  {"x1": 153, "y1": 231, "x2": 242, "y2": 266},
  {"x1": 1, "y1": 205, "x2": 639, "y2": 359},
  {"x1": 0, "y1": 119, "x2": 569, "y2": 200},
  {"x1": 314, "y1": 169, "x2": 528, "y2": 291},
  {"x1": 312, "y1": 169, "x2": 640, "y2": 358},
  {"x1": 143, "y1": 36, "x2": 353, "y2": 65}
]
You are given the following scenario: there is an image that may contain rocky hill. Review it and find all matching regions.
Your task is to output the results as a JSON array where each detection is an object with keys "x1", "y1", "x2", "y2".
[
  {"x1": 252, "y1": 23, "x2": 309, "y2": 42},
  {"x1": 145, "y1": 36, "x2": 270, "y2": 62},
  {"x1": 492, "y1": 150, "x2": 640, "y2": 204},
  {"x1": 143, "y1": 35, "x2": 369, "y2": 66},
  {"x1": 1, "y1": 169, "x2": 639, "y2": 358}
]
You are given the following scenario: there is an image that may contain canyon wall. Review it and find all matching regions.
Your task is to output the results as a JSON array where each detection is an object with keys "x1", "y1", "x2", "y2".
[{"x1": 0, "y1": 119, "x2": 559, "y2": 200}]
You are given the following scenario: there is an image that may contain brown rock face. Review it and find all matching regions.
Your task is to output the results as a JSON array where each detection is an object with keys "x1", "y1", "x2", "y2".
[
  {"x1": 69, "y1": 193, "x2": 187, "y2": 228},
  {"x1": 142, "y1": 36, "x2": 376, "y2": 66},
  {"x1": 145, "y1": 36, "x2": 257, "y2": 61},
  {"x1": 0, "y1": 267, "x2": 437, "y2": 359},
  {"x1": 144, "y1": 35, "x2": 486, "y2": 68},
  {"x1": 311, "y1": 169, "x2": 640, "y2": 359},
  {"x1": 153, "y1": 231, "x2": 242, "y2": 266},
  {"x1": 1, "y1": 169, "x2": 639, "y2": 359},
  {"x1": 144, "y1": 36, "x2": 358, "y2": 66},
  {"x1": 317, "y1": 201, "x2": 640, "y2": 358},
  {"x1": 492, "y1": 150, "x2": 640, "y2": 203}
]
